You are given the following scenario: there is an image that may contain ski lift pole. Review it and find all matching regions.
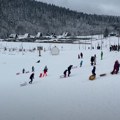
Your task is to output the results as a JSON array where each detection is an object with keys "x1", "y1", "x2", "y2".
[{"x1": 118, "y1": 36, "x2": 120, "y2": 51}]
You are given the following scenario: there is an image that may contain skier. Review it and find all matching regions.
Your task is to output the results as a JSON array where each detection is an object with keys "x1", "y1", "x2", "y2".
[
  {"x1": 29, "y1": 72, "x2": 34, "y2": 84},
  {"x1": 43, "y1": 65, "x2": 48, "y2": 77},
  {"x1": 111, "y1": 60, "x2": 119, "y2": 74},
  {"x1": 67, "y1": 65, "x2": 73, "y2": 77},
  {"x1": 63, "y1": 69, "x2": 68, "y2": 77},
  {"x1": 92, "y1": 65, "x2": 96, "y2": 76},
  {"x1": 80, "y1": 60, "x2": 83, "y2": 67},
  {"x1": 101, "y1": 51, "x2": 103, "y2": 60}
]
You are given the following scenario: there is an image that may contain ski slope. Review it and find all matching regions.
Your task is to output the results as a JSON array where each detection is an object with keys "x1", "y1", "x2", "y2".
[{"x1": 0, "y1": 36, "x2": 120, "y2": 120}]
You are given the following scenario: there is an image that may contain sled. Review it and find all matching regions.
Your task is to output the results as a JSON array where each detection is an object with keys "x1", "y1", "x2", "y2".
[
  {"x1": 89, "y1": 75, "x2": 96, "y2": 80},
  {"x1": 20, "y1": 82, "x2": 27, "y2": 86},
  {"x1": 39, "y1": 73, "x2": 43, "y2": 78},
  {"x1": 26, "y1": 71, "x2": 30, "y2": 73},
  {"x1": 72, "y1": 66, "x2": 77, "y2": 69},
  {"x1": 16, "y1": 73, "x2": 20, "y2": 75},
  {"x1": 99, "y1": 73, "x2": 106, "y2": 77}
]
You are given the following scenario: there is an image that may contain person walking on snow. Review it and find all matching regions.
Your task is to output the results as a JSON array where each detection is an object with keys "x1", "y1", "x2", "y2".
[
  {"x1": 101, "y1": 51, "x2": 103, "y2": 60},
  {"x1": 80, "y1": 52, "x2": 83, "y2": 59},
  {"x1": 43, "y1": 65, "x2": 48, "y2": 77},
  {"x1": 80, "y1": 60, "x2": 83, "y2": 67},
  {"x1": 111, "y1": 60, "x2": 119, "y2": 74},
  {"x1": 22, "y1": 68, "x2": 25, "y2": 73},
  {"x1": 67, "y1": 65, "x2": 73, "y2": 77},
  {"x1": 32, "y1": 66, "x2": 34, "y2": 72},
  {"x1": 91, "y1": 56, "x2": 94, "y2": 66},
  {"x1": 29, "y1": 72, "x2": 34, "y2": 84}
]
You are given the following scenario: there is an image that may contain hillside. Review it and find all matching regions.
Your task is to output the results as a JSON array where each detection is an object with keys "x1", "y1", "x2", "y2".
[
  {"x1": 0, "y1": 36, "x2": 120, "y2": 120},
  {"x1": 0, "y1": 0, "x2": 120, "y2": 38}
]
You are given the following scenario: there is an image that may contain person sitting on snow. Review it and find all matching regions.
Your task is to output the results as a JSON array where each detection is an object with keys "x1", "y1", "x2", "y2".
[{"x1": 111, "y1": 60, "x2": 119, "y2": 74}]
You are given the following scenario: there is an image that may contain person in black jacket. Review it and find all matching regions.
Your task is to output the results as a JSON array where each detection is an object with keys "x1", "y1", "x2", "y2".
[
  {"x1": 63, "y1": 69, "x2": 68, "y2": 77},
  {"x1": 29, "y1": 73, "x2": 34, "y2": 84},
  {"x1": 67, "y1": 65, "x2": 73, "y2": 77},
  {"x1": 91, "y1": 56, "x2": 94, "y2": 66},
  {"x1": 92, "y1": 66, "x2": 96, "y2": 76}
]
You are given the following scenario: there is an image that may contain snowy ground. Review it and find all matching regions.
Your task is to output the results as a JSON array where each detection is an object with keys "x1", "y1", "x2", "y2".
[{"x1": 0, "y1": 36, "x2": 120, "y2": 120}]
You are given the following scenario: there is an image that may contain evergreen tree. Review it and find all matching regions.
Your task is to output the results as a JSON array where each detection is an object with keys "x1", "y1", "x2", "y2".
[{"x1": 104, "y1": 28, "x2": 109, "y2": 38}]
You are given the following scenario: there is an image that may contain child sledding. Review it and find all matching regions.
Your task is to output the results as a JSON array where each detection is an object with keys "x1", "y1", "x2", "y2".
[{"x1": 39, "y1": 65, "x2": 48, "y2": 78}]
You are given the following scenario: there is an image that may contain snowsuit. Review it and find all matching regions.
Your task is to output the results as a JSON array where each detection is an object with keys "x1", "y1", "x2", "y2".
[
  {"x1": 29, "y1": 73, "x2": 34, "y2": 84},
  {"x1": 22, "y1": 68, "x2": 25, "y2": 73},
  {"x1": 111, "y1": 60, "x2": 119, "y2": 74},
  {"x1": 80, "y1": 60, "x2": 83, "y2": 67},
  {"x1": 80, "y1": 52, "x2": 83, "y2": 59},
  {"x1": 92, "y1": 66, "x2": 96, "y2": 76},
  {"x1": 91, "y1": 56, "x2": 94, "y2": 66},
  {"x1": 63, "y1": 69, "x2": 68, "y2": 77},
  {"x1": 32, "y1": 66, "x2": 34, "y2": 72},
  {"x1": 101, "y1": 51, "x2": 103, "y2": 60},
  {"x1": 43, "y1": 66, "x2": 48, "y2": 77},
  {"x1": 68, "y1": 65, "x2": 73, "y2": 77}
]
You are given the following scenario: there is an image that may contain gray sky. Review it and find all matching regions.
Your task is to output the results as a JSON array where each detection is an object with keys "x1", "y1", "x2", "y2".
[{"x1": 36, "y1": 0, "x2": 120, "y2": 16}]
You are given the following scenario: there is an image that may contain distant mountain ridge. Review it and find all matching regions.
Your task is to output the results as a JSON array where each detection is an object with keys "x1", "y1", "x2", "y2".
[{"x1": 0, "y1": 0, "x2": 120, "y2": 38}]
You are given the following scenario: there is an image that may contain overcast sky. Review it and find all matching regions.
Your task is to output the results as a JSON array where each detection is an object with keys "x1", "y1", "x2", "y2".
[{"x1": 36, "y1": 0, "x2": 120, "y2": 16}]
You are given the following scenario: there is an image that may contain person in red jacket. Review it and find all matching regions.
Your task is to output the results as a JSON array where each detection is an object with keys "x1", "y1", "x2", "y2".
[{"x1": 43, "y1": 65, "x2": 48, "y2": 77}]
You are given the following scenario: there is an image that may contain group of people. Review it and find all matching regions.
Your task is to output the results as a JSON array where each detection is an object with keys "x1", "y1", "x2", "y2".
[
  {"x1": 25, "y1": 49, "x2": 120, "y2": 83},
  {"x1": 78, "y1": 52, "x2": 83, "y2": 59},
  {"x1": 22, "y1": 65, "x2": 48, "y2": 84},
  {"x1": 110, "y1": 45, "x2": 120, "y2": 51},
  {"x1": 63, "y1": 65, "x2": 73, "y2": 77}
]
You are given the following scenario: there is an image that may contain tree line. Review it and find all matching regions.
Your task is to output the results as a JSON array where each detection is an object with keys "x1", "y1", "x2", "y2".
[{"x1": 0, "y1": 0, "x2": 120, "y2": 38}]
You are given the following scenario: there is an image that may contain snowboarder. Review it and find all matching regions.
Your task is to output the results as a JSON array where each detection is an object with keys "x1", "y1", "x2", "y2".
[
  {"x1": 111, "y1": 60, "x2": 119, "y2": 74},
  {"x1": 63, "y1": 69, "x2": 68, "y2": 77},
  {"x1": 101, "y1": 51, "x2": 103, "y2": 60},
  {"x1": 43, "y1": 65, "x2": 48, "y2": 77},
  {"x1": 80, "y1": 60, "x2": 83, "y2": 67},
  {"x1": 67, "y1": 65, "x2": 73, "y2": 77},
  {"x1": 29, "y1": 72, "x2": 34, "y2": 84},
  {"x1": 92, "y1": 65, "x2": 96, "y2": 76}
]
